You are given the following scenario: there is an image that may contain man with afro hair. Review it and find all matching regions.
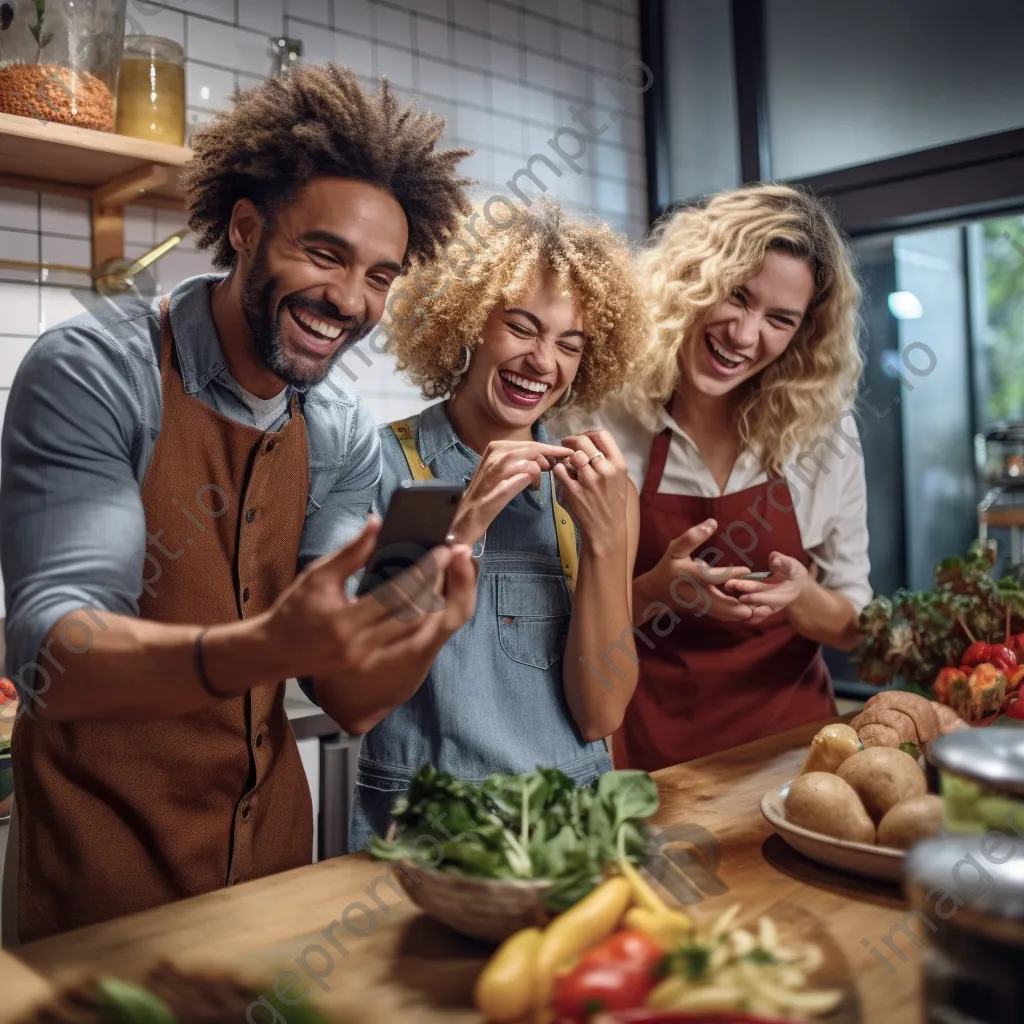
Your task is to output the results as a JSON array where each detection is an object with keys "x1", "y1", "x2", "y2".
[{"x1": 1, "y1": 65, "x2": 478, "y2": 944}]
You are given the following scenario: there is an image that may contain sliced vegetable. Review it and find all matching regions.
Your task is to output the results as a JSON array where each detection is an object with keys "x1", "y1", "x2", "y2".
[
  {"x1": 473, "y1": 925, "x2": 543, "y2": 1022},
  {"x1": 650, "y1": 906, "x2": 844, "y2": 1020}
]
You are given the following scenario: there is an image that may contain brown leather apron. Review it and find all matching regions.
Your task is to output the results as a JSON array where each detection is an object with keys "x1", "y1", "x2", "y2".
[
  {"x1": 613, "y1": 428, "x2": 834, "y2": 773},
  {"x1": 10, "y1": 296, "x2": 313, "y2": 944}
]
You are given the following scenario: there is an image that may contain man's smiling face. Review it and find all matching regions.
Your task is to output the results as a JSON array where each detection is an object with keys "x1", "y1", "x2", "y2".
[{"x1": 240, "y1": 177, "x2": 409, "y2": 388}]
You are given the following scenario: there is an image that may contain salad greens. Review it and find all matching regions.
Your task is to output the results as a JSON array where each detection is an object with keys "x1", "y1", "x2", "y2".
[{"x1": 367, "y1": 765, "x2": 659, "y2": 912}]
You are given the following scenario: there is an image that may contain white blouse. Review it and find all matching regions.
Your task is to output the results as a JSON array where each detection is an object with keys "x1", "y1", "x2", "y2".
[{"x1": 569, "y1": 401, "x2": 873, "y2": 614}]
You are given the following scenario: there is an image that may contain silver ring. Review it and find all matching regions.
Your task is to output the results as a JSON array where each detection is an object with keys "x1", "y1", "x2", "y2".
[{"x1": 589, "y1": 452, "x2": 606, "y2": 463}]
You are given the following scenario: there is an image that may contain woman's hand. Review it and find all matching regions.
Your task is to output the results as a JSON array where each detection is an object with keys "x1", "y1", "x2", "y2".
[
  {"x1": 633, "y1": 519, "x2": 762, "y2": 625},
  {"x1": 721, "y1": 553, "x2": 812, "y2": 614},
  {"x1": 551, "y1": 430, "x2": 630, "y2": 548},
  {"x1": 448, "y1": 439, "x2": 573, "y2": 547}
]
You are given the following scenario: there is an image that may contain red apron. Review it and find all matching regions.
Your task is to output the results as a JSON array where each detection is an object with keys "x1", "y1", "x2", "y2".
[{"x1": 613, "y1": 428, "x2": 835, "y2": 772}]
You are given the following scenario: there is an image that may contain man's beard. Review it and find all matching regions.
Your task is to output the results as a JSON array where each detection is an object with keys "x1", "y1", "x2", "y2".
[{"x1": 241, "y1": 240, "x2": 370, "y2": 388}]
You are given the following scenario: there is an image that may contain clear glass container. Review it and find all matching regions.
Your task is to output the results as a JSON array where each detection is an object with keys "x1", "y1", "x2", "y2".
[
  {"x1": 0, "y1": 0, "x2": 127, "y2": 131},
  {"x1": 115, "y1": 34, "x2": 184, "y2": 146},
  {"x1": 930, "y1": 728, "x2": 1024, "y2": 837}
]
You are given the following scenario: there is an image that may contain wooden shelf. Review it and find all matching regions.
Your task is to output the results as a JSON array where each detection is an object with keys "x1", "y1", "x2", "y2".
[
  {"x1": 0, "y1": 112, "x2": 191, "y2": 202},
  {"x1": 0, "y1": 112, "x2": 193, "y2": 270}
]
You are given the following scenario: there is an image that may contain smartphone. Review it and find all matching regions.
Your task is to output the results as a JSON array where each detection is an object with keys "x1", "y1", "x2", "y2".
[
  {"x1": 740, "y1": 571, "x2": 773, "y2": 581},
  {"x1": 356, "y1": 481, "x2": 465, "y2": 596}
]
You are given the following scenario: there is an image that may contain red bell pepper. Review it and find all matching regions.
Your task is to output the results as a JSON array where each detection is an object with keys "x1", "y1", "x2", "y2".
[
  {"x1": 1005, "y1": 697, "x2": 1024, "y2": 720},
  {"x1": 960, "y1": 641, "x2": 990, "y2": 669},
  {"x1": 1010, "y1": 633, "x2": 1024, "y2": 663},
  {"x1": 983, "y1": 644, "x2": 1018, "y2": 674}
]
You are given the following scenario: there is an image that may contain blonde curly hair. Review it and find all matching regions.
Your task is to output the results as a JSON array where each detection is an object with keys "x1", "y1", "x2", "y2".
[
  {"x1": 381, "y1": 198, "x2": 649, "y2": 412},
  {"x1": 622, "y1": 183, "x2": 863, "y2": 472}
]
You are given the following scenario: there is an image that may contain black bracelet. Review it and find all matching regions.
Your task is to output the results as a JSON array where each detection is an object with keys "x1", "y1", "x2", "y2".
[{"x1": 195, "y1": 629, "x2": 235, "y2": 700}]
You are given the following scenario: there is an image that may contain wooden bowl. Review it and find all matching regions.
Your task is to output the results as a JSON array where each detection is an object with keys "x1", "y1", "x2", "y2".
[{"x1": 391, "y1": 859, "x2": 554, "y2": 943}]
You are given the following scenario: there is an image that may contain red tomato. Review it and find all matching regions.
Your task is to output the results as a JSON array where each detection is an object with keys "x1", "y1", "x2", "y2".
[
  {"x1": 0, "y1": 678, "x2": 16, "y2": 701},
  {"x1": 577, "y1": 930, "x2": 664, "y2": 972},
  {"x1": 552, "y1": 960, "x2": 656, "y2": 1023},
  {"x1": 1004, "y1": 696, "x2": 1024, "y2": 720}
]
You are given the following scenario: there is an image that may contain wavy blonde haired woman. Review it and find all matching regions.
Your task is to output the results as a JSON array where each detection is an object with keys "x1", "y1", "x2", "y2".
[
  {"x1": 347, "y1": 200, "x2": 650, "y2": 851},
  {"x1": 564, "y1": 183, "x2": 870, "y2": 772}
]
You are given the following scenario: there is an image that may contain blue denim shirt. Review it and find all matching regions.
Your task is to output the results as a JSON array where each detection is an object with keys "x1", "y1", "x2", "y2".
[
  {"x1": 0, "y1": 274, "x2": 381, "y2": 689},
  {"x1": 348, "y1": 400, "x2": 613, "y2": 852}
]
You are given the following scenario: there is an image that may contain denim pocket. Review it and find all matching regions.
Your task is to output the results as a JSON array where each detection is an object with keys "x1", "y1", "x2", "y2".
[{"x1": 496, "y1": 572, "x2": 571, "y2": 670}]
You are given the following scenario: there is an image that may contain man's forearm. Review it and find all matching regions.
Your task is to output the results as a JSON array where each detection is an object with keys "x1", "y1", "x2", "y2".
[
  {"x1": 786, "y1": 581, "x2": 861, "y2": 651},
  {"x1": 25, "y1": 610, "x2": 285, "y2": 722},
  {"x1": 309, "y1": 652, "x2": 436, "y2": 736}
]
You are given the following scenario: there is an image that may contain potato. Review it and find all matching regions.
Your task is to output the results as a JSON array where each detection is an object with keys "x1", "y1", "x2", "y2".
[
  {"x1": 800, "y1": 723, "x2": 862, "y2": 774},
  {"x1": 785, "y1": 772, "x2": 875, "y2": 844},
  {"x1": 836, "y1": 747, "x2": 927, "y2": 824},
  {"x1": 877, "y1": 795, "x2": 944, "y2": 850}
]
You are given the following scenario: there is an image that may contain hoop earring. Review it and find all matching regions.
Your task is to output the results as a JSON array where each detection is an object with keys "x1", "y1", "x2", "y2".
[
  {"x1": 457, "y1": 345, "x2": 472, "y2": 375},
  {"x1": 556, "y1": 384, "x2": 573, "y2": 408}
]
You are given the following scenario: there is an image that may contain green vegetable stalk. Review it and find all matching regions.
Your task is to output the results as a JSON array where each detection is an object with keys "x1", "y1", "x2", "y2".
[
  {"x1": 30, "y1": 0, "x2": 54, "y2": 62},
  {"x1": 368, "y1": 765, "x2": 659, "y2": 912}
]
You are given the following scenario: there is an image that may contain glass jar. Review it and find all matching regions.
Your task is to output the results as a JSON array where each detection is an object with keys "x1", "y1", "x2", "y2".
[
  {"x1": 930, "y1": 728, "x2": 1024, "y2": 837},
  {"x1": 905, "y1": 837, "x2": 1024, "y2": 1024},
  {"x1": 115, "y1": 34, "x2": 184, "y2": 146},
  {"x1": 0, "y1": 0, "x2": 127, "y2": 131}
]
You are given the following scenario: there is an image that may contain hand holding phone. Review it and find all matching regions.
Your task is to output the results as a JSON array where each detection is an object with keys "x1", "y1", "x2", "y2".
[{"x1": 355, "y1": 481, "x2": 465, "y2": 602}]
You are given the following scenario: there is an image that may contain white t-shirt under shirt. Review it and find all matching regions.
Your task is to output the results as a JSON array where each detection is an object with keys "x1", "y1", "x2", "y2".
[
  {"x1": 235, "y1": 383, "x2": 289, "y2": 432},
  {"x1": 568, "y1": 400, "x2": 873, "y2": 614}
]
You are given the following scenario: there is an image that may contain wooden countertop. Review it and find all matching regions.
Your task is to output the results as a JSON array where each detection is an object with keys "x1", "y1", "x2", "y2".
[{"x1": 6, "y1": 719, "x2": 920, "y2": 1023}]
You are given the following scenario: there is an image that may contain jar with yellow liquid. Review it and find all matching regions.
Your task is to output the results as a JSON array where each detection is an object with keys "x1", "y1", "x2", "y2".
[{"x1": 115, "y1": 35, "x2": 184, "y2": 145}]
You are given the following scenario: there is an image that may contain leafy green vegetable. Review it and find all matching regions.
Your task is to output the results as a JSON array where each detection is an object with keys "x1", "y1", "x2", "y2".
[
  {"x1": 367, "y1": 765, "x2": 658, "y2": 912},
  {"x1": 97, "y1": 979, "x2": 178, "y2": 1024},
  {"x1": 899, "y1": 742, "x2": 920, "y2": 759},
  {"x1": 852, "y1": 540, "x2": 1024, "y2": 692}
]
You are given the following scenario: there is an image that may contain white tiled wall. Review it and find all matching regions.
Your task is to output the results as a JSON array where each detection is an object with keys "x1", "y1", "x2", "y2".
[{"x1": 0, "y1": 0, "x2": 648, "y2": 614}]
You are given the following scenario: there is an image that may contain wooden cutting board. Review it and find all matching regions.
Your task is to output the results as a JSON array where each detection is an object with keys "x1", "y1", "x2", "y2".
[{"x1": 0, "y1": 949, "x2": 54, "y2": 1024}]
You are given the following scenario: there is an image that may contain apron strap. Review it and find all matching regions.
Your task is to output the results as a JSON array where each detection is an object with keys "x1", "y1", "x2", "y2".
[
  {"x1": 390, "y1": 420, "x2": 433, "y2": 481},
  {"x1": 643, "y1": 428, "x2": 673, "y2": 496},
  {"x1": 551, "y1": 490, "x2": 577, "y2": 595},
  {"x1": 389, "y1": 419, "x2": 577, "y2": 592}
]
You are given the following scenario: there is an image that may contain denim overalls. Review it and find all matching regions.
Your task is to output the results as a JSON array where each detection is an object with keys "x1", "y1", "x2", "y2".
[{"x1": 348, "y1": 401, "x2": 613, "y2": 852}]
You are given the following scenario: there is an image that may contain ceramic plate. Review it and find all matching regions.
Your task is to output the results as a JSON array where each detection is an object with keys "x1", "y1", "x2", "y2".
[{"x1": 760, "y1": 781, "x2": 905, "y2": 883}]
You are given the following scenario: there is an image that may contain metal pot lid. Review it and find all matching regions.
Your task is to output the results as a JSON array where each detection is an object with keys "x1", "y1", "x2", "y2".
[
  {"x1": 985, "y1": 422, "x2": 1024, "y2": 443},
  {"x1": 929, "y1": 729, "x2": 1024, "y2": 795},
  {"x1": 905, "y1": 837, "x2": 1024, "y2": 944}
]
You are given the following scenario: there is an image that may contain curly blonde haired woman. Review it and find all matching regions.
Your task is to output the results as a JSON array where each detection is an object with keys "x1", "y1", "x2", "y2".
[
  {"x1": 565, "y1": 183, "x2": 870, "y2": 772},
  {"x1": 347, "y1": 200, "x2": 650, "y2": 851}
]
